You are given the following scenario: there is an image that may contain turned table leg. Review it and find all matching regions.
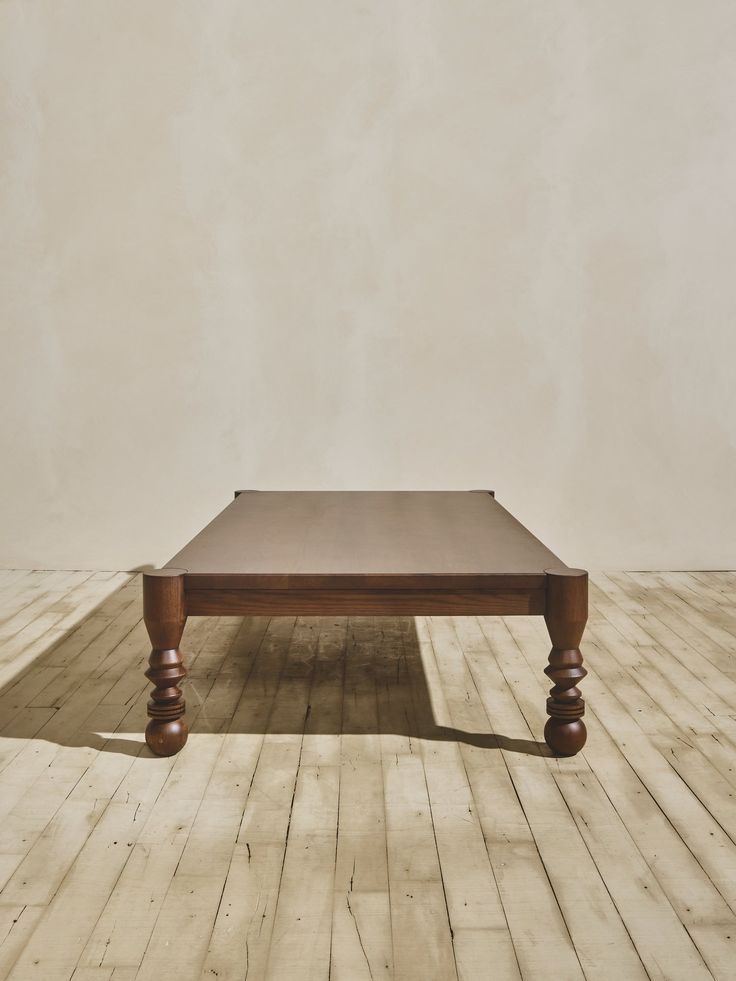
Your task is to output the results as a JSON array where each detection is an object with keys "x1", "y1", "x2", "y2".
[
  {"x1": 142, "y1": 569, "x2": 188, "y2": 756},
  {"x1": 543, "y1": 568, "x2": 588, "y2": 756}
]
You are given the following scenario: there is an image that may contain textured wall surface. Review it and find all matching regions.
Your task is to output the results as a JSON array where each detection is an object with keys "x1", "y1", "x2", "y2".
[{"x1": 2, "y1": 1, "x2": 735, "y2": 570}]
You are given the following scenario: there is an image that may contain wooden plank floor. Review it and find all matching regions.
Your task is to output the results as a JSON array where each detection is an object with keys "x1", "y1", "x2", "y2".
[{"x1": 0, "y1": 570, "x2": 735, "y2": 980}]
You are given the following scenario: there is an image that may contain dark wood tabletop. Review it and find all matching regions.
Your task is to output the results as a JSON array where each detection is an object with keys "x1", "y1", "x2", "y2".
[{"x1": 165, "y1": 491, "x2": 568, "y2": 590}]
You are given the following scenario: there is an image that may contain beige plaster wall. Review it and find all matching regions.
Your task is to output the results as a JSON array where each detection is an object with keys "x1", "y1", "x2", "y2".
[{"x1": 1, "y1": 1, "x2": 735, "y2": 570}]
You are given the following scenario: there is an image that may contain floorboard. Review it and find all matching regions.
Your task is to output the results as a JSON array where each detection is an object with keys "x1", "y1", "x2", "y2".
[{"x1": 0, "y1": 570, "x2": 735, "y2": 980}]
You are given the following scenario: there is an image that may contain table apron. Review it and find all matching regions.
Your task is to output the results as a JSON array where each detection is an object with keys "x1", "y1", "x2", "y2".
[{"x1": 183, "y1": 587, "x2": 546, "y2": 617}]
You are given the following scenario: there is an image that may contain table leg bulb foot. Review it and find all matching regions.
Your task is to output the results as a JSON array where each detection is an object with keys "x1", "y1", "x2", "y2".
[
  {"x1": 544, "y1": 717, "x2": 587, "y2": 756},
  {"x1": 145, "y1": 718, "x2": 188, "y2": 756}
]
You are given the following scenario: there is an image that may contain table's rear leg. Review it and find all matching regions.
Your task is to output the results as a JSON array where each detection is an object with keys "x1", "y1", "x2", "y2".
[
  {"x1": 543, "y1": 568, "x2": 588, "y2": 756},
  {"x1": 142, "y1": 569, "x2": 188, "y2": 756}
]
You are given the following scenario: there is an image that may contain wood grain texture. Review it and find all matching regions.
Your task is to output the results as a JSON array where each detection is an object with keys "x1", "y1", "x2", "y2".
[
  {"x1": 2, "y1": 570, "x2": 735, "y2": 979},
  {"x1": 184, "y1": 587, "x2": 546, "y2": 617}
]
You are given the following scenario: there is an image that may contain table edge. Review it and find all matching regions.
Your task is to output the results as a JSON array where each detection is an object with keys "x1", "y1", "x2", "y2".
[{"x1": 177, "y1": 571, "x2": 553, "y2": 591}]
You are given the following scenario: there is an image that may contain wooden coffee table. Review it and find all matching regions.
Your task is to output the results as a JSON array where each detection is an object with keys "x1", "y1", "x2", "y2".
[{"x1": 143, "y1": 491, "x2": 588, "y2": 758}]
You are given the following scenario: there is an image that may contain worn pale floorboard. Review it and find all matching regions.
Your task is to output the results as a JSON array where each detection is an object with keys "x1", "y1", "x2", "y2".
[{"x1": 0, "y1": 571, "x2": 735, "y2": 980}]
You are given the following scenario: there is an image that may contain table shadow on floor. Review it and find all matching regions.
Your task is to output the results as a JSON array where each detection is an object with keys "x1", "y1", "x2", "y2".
[{"x1": 0, "y1": 582, "x2": 550, "y2": 758}]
